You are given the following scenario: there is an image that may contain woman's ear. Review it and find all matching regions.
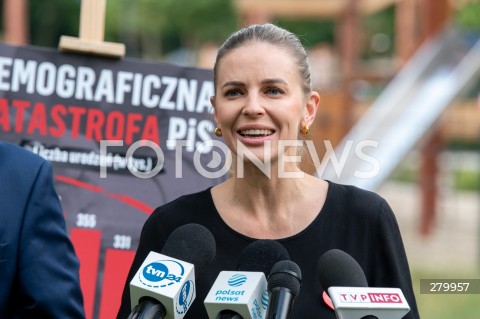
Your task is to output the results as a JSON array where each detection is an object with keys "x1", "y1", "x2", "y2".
[
  {"x1": 304, "y1": 91, "x2": 320, "y2": 126},
  {"x1": 210, "y1": 96, "x2": 218, "y2": 123}
]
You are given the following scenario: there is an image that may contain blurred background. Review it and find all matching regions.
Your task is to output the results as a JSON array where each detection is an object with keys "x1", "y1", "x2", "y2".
[{"x1": 1, "y1": 0, "x2": 479, "y2": 318}]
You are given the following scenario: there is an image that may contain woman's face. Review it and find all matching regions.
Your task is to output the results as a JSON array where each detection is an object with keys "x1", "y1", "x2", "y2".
[{"x1": 212, "y1": 41, "x2": 318, "y2": 166}]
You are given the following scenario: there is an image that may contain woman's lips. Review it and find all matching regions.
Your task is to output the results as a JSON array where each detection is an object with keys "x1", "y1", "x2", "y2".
[
  {"x1": 236, "y1": 128, "x2": 276, "y2": 145},
  {"x1": 238, "y1": 129, "x2": 274, "y2": 139}
]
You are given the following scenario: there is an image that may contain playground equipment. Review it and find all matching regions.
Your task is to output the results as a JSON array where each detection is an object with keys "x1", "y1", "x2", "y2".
[{"x1": 319, "y1": 26, "x2": 480, "y2": 191}]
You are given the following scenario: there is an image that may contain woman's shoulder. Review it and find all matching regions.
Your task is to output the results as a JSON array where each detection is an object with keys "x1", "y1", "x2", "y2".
[
  {"x1": 155, "y1": 188, "x2": 213, "y2": 213},
  {"x1": 325, "y1": 180, "x2": 391, "y2": 217},
  {"x1": 145, "y1": 187, "x2": 215, "y2": 228},
  {"x1": 327, "y1": 180, "x2": 385, "y2": 201}
]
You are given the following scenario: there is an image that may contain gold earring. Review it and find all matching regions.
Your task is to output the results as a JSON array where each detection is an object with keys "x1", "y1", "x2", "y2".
[
  {"x1": 214, "y1": 127, "x2": 223, "y2": 137},
  {"x1": 300, "y1": 124, "x2": 309, "y2": 135}
]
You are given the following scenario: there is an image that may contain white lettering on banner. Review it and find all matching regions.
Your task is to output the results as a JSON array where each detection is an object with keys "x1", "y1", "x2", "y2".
[
  {"x1": 0, "y1": 56, "x2": 214, "y2": 113},
  {"x1": 339, "y1": 292, "x2": 402, "y2": 303},
  {"x1": 75, "y1": 66, "x2": 95, "y2": 100},
  {"x1": 177, "y1": 78, "x2": 197, "y2": 112},
  {"x1": 57, "y1": 64, "x2": 77, "y2": 98},
  {"x1": 94, "y1": 69, "x2": 115, "y2": 103},
  {"x1": 166, "y1": 117, "x2": 214, "y2": 152},
  {"x1": 12, "y1": 58, "x2": 37, "y2": 93},
  {"x1": 159, "y1": 76, "x2": 177, "y2": 110},
  {"x1": 141, "y1": 74, "x2": 161, "y2": 108}
]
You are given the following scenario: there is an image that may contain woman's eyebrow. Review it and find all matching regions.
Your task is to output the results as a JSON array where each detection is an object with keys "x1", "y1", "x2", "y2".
[
  {"x1": 221, "y1": 78, "x2": 287, "y2": 89},
  {"x1": 261, "y1": 78, "x2": 288, "y2": 85},
  {"x1": 221, "y1": 81, "x2": 244, "y2": 89}
]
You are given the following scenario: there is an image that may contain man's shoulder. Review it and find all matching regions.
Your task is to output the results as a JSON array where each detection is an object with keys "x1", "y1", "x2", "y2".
[{"x1": 0, "y1": 142, "x2": 45, "y2": 168}]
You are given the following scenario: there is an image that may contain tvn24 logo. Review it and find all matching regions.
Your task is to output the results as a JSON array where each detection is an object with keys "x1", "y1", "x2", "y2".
[
  {"x1": 139, "y1": 259, "x2": 195, "y2": 315},
  {"x1": 141, "y1": 260, "x2": 184, "y2": 287}
]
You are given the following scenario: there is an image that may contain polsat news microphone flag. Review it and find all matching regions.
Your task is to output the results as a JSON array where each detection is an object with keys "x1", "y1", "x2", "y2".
[{"x1": 0, "y1": 42, "x2": 227, "y2": 319}]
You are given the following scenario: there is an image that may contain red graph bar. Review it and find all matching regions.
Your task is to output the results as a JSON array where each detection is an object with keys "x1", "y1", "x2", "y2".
[
  {"x1": 98, "y1": 248, "x2": 136, "y2": 319},
  {"x1": 70, "y1": 228, "x2": 102, "y2": 319}
]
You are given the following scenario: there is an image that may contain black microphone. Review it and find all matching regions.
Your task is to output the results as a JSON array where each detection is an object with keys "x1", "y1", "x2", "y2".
[
  {"x1": 237, "y1": 239, "x2": 291, "y2": 274},
  {"x1": 128, "y1": 223, "x2": 216, "y2": 319},
  {"x1": 317, "y1": 249, "x2": 410, "y2": 319},
  {"x1": 265, "y1": 260, "x2": 302, "y2": 319},
  {"x1": 204, "y1": 240, "x2": 290, "y2": 319},
  {"x1": 317, "y1": 249, "x2": 368, "y2": 290}
]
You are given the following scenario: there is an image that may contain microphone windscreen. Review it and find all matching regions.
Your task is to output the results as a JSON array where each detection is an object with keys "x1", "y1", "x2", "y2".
[
  {"x1": 268, "y1": 260, "x2": 302, "y2": 297},
  {"x1": 236, "y1": 240, "x2": 290, "y2": 275},
  {"x1": 317, "y1": 249, "x2": 368, "y2": 292},
  {"x1": 161, "y1": 223, "x2": 216, "y2": 270}
]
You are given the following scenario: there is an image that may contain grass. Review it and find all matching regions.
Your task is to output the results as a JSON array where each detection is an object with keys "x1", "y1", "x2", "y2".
[
  {"x1": 453, "y1": 169, "x2": 480, "y2": 191},
  {"x1": 391, "y1": 168, "x2": 480, "y2": 191},
  {"x1": 411, "y1": 269, "x2": 480, "y2": 319}
]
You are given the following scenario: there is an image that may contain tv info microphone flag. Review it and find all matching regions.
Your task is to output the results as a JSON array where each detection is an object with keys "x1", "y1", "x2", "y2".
[{"x1": 318, "y1": 249, "x2": 410, "y2": 319}]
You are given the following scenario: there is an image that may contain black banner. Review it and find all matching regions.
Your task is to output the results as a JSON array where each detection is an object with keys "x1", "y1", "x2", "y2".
[{"x1": 0, "y1": 42, "x2": 227, "y2": 319}]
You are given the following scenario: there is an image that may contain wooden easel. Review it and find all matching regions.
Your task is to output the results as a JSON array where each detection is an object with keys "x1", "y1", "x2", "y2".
[{"x1": 58, "y1": 0, "x2": 125, "y2": 58}]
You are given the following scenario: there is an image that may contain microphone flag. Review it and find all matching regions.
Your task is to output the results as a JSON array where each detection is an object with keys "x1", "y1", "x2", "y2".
[
  {"x1": 328, "y1": 286, "x2": 410, "y2": 319},
  {"x1": 129, "y1": 251, "x2": 196, "y2": 319},
  {"x1": 204, "y1": 271, "x2": 268, "y2": 319}
]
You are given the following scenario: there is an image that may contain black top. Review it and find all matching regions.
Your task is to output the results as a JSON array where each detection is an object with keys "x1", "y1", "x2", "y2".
[{"x1": 117, "y1": 181, "x2": 420, "y2": 319}]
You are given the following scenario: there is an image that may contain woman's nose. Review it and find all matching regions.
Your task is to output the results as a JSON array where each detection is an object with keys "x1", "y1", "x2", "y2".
[{"x1": 242, "y1": 94, "x2": 265, "y2": 117}]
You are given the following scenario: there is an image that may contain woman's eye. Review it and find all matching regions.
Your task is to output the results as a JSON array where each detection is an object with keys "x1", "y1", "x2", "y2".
[
  {"x1": 266, "y1": 87, "x2": 283, "y2": 95},
  {"x1": 225, "y1": 89, "x2": 242, "y2": 97}
]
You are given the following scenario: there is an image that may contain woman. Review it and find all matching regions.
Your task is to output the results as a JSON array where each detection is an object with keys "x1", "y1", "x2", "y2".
[{"x1": 117, "y1": 23, "x2": 419, "y2": 319}]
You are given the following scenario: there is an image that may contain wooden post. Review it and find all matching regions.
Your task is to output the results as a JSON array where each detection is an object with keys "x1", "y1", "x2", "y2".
[
  {"x1": 3, "y1": 0, "x2": 29, "y2": 45},
  {"x1": 335, "y1": 0, "x2": 360, "y2": 134},
  {"x1": 420, "y1": 129, "x2": 442, "y2": 236},
  {"x1": 79, "y1": 0, "x2": 107, "y2": 41},
  {"x1": 395, "y1": 0, "x2": 419, "y2": 65},
  {"x1": 58, "y1": 0, "x2": 125, "y2": 58},
  {"x1": 418, "y1": 0, "x2": 451, "y2": 236}
]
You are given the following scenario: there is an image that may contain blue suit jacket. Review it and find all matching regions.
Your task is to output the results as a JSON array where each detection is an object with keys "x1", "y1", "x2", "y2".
[{"x1": 0, "y1": 142, "x2": 85, "y2": 318}]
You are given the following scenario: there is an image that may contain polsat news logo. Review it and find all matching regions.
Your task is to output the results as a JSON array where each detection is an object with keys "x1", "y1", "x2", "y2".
[{"x1": 338, "y1": 292, "x2": 402, "y2": 303}]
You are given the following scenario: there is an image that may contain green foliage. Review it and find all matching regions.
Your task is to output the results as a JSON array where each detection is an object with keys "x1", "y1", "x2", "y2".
[
  {"x1": 157, "y1": 0, "x2": 237, "y2": 44},
  {"x1": 453, "y1": 169, "x2": 480, "y2": 191},
  {"x1": 455, "y1": 1, "x2": 480, "y2": 30},
  {"x1": 18, "y1": 0, "x2": 480, "y2": 63},
  {"x1": 362, "y1": 6, "x2": 395, "y2": 57},
  {"x1": 105, "y1": 0, "x2": 237, "y2": 57},
  {"x1": 411, "y1": 269, "x2": 480, "y2": 319},
  {"x1": 391, "y1": 165, "x2": 480, "y2": 191},
  {"x1": 22, "y1": 0, "x2": 238, "y2": 58},
  {"x1": 391, "y1": 166, "x2": 418, "y2": 184},
  {"x1": 274, "y1": 19, "x2": 335, "y2": 48},
  {"x1": 29, "y1": 0, "x2": 80, "y2": 47}
]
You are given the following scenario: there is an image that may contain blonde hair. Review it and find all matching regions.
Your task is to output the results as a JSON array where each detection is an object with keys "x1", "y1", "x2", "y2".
[{"x1": 213, "y1": 23, "x2": 312, "y2": 95}]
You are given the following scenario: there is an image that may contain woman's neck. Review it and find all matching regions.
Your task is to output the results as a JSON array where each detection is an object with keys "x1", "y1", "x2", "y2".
[{"x1": 212, "y1": 165, "x2": 327, "y2": 239}]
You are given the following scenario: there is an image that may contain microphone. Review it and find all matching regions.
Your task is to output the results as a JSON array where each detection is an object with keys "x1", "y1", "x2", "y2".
[
  {"x1": 265, "y1": 260, "x2": 302, "y2": 319},
  {"x1": 204, "y1": 240, "x2": 290, "y2": 319},
  {"x1": 128, "y1": 223, "x2": 216, "y2": 319},
  {"x1": 317, "y1": 249, "x2": 410, "y2": 319}
]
